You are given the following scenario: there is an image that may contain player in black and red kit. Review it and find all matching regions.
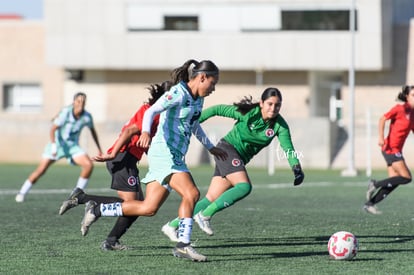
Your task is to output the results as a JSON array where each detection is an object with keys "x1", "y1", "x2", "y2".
[
  {"x1": 58, "y1": 81, "x2": 171, "y2": 250},
  {"x1": 364, "y1": 85, "x2": 414, "y2": 214}
]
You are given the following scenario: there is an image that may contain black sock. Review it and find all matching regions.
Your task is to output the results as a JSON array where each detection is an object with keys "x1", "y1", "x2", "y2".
[
  {"x1": 78, "y1": 193, "x2": 123, "y2": 204},
  {"x1": 106, "y1": 216, "x2": 138, "y2": 243},
  {"x1": 370, "y1": 186, "x2": 398, "y2": 204},
  {"x1": 374, "y1": 176, "x2": 411, "y2": 188}
]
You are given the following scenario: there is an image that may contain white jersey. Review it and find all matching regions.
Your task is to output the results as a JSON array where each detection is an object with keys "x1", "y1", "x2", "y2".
[
  {"x1": 142, "y1": 81, "x2": 213, "y2": 156},
  {"x1": 53, "y1": 106, "x2": 94, "y2": 147}
]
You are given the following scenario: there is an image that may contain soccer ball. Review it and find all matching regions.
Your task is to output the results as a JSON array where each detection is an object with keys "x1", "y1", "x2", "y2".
[{"x1": 327, "y1": 231, "x2": 358, "y2": 260}]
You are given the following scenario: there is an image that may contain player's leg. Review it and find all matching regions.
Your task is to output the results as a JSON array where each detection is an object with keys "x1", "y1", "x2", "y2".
[
  {"x1": 72, "y1": 153, "x2": 94, "y2": 190},
  {"x1": 101, "y1": 190, "x2": 142, "y2": 251},
  {"x1": 364, "y1": 159, "x2": 411, "y2": 214},
  {"x1": 16, "y1": 158, "x2": 55, "y2": 202},
  {"x1": 169, "y1": 172, "x2": 207, "y2": 262},
  {"x1": 59, "y1": 188, "x2": 123, "y2": 215},
  {"x1": 80, "y1": 181, "x2": 169, "y2": 236},
  {"x1": 195, "y1": 172, "x2": 252, "y2": 235},
  {"x1": 370, "y1": 160, "x2": 411, "y2": 204}
]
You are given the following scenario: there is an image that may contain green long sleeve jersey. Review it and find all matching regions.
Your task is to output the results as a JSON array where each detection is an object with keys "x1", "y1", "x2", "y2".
[{"x1": 199, "y1": 104, "x2": 300, "y2": 167}]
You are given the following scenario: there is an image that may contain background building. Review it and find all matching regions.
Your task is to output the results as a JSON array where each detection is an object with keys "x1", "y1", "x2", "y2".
[{"x1": 1, "y1": 0, "x2": 414, "y2": 171}]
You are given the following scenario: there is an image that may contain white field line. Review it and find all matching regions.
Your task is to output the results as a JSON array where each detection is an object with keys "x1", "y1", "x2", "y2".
[{"x1": 0, "y1": 181, "x2": 383, "y2": 195}]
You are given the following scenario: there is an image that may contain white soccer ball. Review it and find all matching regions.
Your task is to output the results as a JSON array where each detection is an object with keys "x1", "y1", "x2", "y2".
[{"x1": 327, "y1": 231, "x2": 358, "y2": 260}]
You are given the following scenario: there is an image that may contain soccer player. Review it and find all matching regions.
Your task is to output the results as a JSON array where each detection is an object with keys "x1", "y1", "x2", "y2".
[
  {"x1": 364, "y1": 85, "x2": 414, "y2": 214},
  {"x1": 58, "y1": 81, "x2": 171, "y2": 251},
  {"x1": 79, "y1": 59, "x2": 227, "y2": 262},
  {"x1": 15, "y1": 92, "x2": 102, "y2": 202},
  {"x1": 162, "y1": 87, "x2": 304, "y2": 241}
]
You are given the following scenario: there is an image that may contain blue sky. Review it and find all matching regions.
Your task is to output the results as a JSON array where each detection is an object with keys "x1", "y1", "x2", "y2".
[{"x1": 0, "y1": 0, "x2": 43, "y2": 19}]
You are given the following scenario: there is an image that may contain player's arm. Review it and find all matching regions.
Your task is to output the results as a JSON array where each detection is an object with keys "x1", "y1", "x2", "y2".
[
  {"x1": 378, "y1": 115, "x2": 387, "y2": 147},
  {"x1": 192, "y1": 122, "x2": 227, "y2": 160},
  {"x1": 199, "y1": 105, "x2": 240, "y2": 123},
  {"x1": 138, "y1": 91, "x2": 179, "y2": 148},
  {"x1": 49, "y1": 123, "x2": 59, "y2": 156},
  {"x1": 89, "y1": 126, "x2": 103, "y2": 156},
  {"x1": 276, "y1": 117, "x2": 304, "y2": 186}
]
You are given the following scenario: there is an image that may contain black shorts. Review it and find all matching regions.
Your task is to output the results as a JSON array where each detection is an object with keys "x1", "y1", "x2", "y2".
[
  {"x1": 382, "y1": 151, "x2": 404, "y2": 166},
  {"x1": 106, "y1": 151, "x2": 141, "y2": 192},
  {"x1": 213, "y1": 139, "x2": 246, "y2": 177}
]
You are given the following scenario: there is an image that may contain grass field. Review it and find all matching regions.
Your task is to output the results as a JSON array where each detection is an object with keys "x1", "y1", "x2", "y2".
[{"x1": 1, "y1": 163, "x2": 414, "y2": 274}]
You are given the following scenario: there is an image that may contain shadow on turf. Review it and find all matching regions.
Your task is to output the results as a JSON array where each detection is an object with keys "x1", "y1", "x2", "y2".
[{"x1": 123, "y1": 235, "x2": 414, "y2": 261}]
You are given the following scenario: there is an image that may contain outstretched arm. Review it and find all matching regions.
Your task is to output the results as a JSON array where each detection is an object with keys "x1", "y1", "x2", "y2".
[
  {"x1": 90, "y1": 127, "x2": 103, "y2": 156},
  {"x1": 93, "y1": 124, "x2": 140, "y2": 162}
]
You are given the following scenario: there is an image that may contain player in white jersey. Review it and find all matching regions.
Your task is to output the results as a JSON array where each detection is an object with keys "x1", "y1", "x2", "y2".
[
  {"x1": 15, "y1": 92, "x2": 102, "y2": 202},
  {"x1": 79, "y1": 59, "x2": 227, "y2": 262}
]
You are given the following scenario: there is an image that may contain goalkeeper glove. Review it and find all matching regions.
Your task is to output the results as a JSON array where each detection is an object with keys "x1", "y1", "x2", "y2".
[{"x1": 292, "y1": 164, "x2": 304, "y2": 186}]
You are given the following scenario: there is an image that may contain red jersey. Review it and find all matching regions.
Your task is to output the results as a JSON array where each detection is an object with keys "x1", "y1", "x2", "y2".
[
  {"x1": 107, "y1": 104, "x2": 159, "y2": 160},
  {"x1": 382, "y1": 102, "x2": 414, "y2": 154}
]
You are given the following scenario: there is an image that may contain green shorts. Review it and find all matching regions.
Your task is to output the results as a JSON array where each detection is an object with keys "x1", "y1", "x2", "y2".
[
  {"x1": 42, "y1": 142, "x2": 86, "y2": 165},
  {"x1": 141, "y1": 142, "x2": 189, "y2": 191}
]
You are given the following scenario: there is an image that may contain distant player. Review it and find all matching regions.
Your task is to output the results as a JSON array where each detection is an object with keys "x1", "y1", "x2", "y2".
[
  {"x1": 16, "y1": 92, "x2": 102, "y2": 202},
  {"x1": 364, "y1": 85, "x2": 414, "y2": 214},
  {"x1": 58, "y1": 81, "x2": 171, "y2": 250},
  {"x1": 161, "y1": 87, "x2": 304, "y2": 240}
]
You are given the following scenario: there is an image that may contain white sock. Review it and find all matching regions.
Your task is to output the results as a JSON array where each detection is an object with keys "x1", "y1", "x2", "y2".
[
  {"x1": 178, "y1": 218, "x2": 193, "y2": 244},
  {"x1": 19, "y1": 180, "x2": 33, "y2": 195},
  {"x1": 100, "y1": 202, "x2": 123, "y2": 217},
  {"x1": 75, "y1": 177, "x2": 88, "y2": 190}
]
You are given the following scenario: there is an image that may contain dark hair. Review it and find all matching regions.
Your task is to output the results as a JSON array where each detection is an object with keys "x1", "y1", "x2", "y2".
[
  {"x1": 146, "y1": 81, "x2": 173, "y2": 105},
  {"x1": 170, "y1": 59, "x2": 219, "y2": 84},
  {"x1": 234, "y1": 87, "x2": 283, "y2": 115},
  {"x1": 73, "y1": 92, "x2": 86, "y2": 100},
  {"x1": 397, "y1": 85, "x2": 414, "y2": 102}
]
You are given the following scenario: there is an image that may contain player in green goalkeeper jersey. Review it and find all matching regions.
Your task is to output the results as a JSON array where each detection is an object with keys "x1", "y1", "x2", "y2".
[{"x1": 162, "y1": 87, "x2": 304, "y2": 240}]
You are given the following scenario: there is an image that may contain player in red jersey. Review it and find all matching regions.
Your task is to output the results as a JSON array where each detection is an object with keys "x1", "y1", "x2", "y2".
[
  {"x1": 364, "y1": 85, "x2": 414, "y2": 214},
  {"x1": 58, "y1": 81, "x2": 171, "y2": 250}
]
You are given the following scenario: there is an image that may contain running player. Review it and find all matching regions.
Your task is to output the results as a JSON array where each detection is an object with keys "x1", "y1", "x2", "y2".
[
  {"x1": 79, "y1": 59, "x2": 227, "y2": 262},
  {"x1": 162, "y1": 87, "x2": 304, "y2": 240},
  {"x1": 16, "y1": 92, "x2": 102, "y2": 202},
  {"x1": 58, "y1": 81, "x2": 171, "y2": 250},
  {"x1": 364, "y1": 85, "x2": 414, "y2": 214}
]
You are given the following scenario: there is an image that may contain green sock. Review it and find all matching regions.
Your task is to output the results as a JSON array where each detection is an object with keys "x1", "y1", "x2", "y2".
[
  {"x1": 202, "y1": 182, "x2": 252, "y2": 218},
  {"x1": 168, "y1": 197, "x2": 212, "y2": 228}
]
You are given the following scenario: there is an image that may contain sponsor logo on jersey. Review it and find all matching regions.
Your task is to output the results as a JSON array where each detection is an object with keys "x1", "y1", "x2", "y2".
[
  {"x1": 127, "y1": 176, "x2": 137, "y2": 186},
  {"x1": 265, "y1": 128, "x2": 275, "y2": 137},
  {"x1": 232, "y1": 158, "x2": 241, "y2": 167}
]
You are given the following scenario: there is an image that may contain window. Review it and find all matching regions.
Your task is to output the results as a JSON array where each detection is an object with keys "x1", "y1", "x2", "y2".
[
  {"x1": 281, "y1": 10, "x2": 357, "y2": 31},
  {"x1": 3, "y1": 83, "x2": 42, "y2": 112},
  {"x1": 164, "y1": 16, "x2": 198, "y2": 31}
]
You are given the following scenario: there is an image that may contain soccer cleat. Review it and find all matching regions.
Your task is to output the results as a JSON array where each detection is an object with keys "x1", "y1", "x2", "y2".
[
  {"x1": 15, "y1": 193, "x2": 25, "y2": 203},
  {"x1": 59, "y1": 188, "x2": 84, "y2": 215},
  {"x1": 366, "y1": 179, "x2": 377, "y2": 201},
  {"x1": 194, "y1": 212, "x2": 214, "y2": 236},
  {"x1": 363, "y1": 204, "x2": 382, "y2": 215},
  {"x1": 81, "y1": 200, "x2": 99, "y2": 236},
  {"x1": 162, "y1": 222, "x2": 179, "y2": 242},
  {"x1": 101, "y1": 240, "x2": 128, "y2": 251},
  {"x1": 172, "y1": 244, "x2": 207, "y2": 262}
]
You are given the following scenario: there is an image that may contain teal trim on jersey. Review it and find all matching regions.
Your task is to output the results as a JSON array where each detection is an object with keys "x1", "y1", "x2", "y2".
[
  {"x1": 199, "y1": 104, "x2": 300, "y2": 167},
  {"x1": 152, "y1": 81, "x2": 204, "y2": 156}
]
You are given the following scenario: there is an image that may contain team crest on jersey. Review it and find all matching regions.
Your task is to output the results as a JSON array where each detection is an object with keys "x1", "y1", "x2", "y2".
[
  {"x1": 165, "y1": 94, "x2": 173, "y2": 100},
  {"x1": 127, "y1": 176, "x2": 137, "y2": 186},
  {"x1": 232, "y1": 158, "x2": 241, "y2": 167},
  {"x1": 265, "y1": 128, "x2": 275, "y2": 137}
]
